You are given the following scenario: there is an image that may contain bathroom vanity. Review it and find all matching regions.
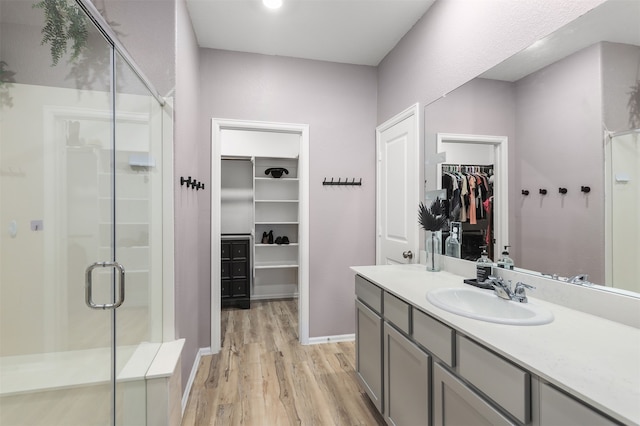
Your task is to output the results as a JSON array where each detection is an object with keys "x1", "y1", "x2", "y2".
[{"x1": 352, "y1": 264, "x2": 640, "y2": 426}]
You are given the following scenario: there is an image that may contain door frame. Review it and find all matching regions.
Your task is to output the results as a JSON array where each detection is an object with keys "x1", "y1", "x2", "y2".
[
  {"x1": 375, "y1": 103, "x2": 421, "y2": 265},
  {"x1": 435, "y1": 133, "x2": 509, "y2": 257},
  {"x1": 211, "y1": 118, "x2": 310, "y2": 352}
]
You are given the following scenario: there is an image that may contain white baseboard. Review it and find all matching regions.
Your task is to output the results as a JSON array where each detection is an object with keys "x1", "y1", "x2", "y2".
[
  {"x1": 251, "y1": 293, "x2": 299, "y2": 301},
  {"x1": 307, "y1": 333, "x2": 355, "y2": 345},
  {"x1": 181, "y1": 347, "x2": 213, "y2": 415}
]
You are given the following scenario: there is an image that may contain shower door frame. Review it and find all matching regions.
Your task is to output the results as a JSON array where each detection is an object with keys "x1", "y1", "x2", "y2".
[{"x1": 604, "y1": 129, "x2": 640, "y2": 291}]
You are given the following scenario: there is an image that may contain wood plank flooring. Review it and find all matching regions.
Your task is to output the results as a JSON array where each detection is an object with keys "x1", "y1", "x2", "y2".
[{"x1": 181, "y1": 300, "x2": 385, "y2": 426}]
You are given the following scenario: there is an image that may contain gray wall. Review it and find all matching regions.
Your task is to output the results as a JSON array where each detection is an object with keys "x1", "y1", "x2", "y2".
[
  {"x1": 514, "y1": 43, "x2": 604, "y2": 281},
  {"x1": 515, "y1": 40, "x2": 640, "y2": 282},
  {"x1": 97, "y1": 0, "x2": 176, "y2": 96},
  {"x1": 198, "y1": 49, "x2": 378, "y2": 338},
  {"x1": 174, "y1": 0, "x2": 206, "y2": 391},
  {"x1": 602, "y1": 42, "x2": 640, "y2": 132}
]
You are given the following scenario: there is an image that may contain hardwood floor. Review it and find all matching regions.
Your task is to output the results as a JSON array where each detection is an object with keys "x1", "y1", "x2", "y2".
[{"x1": 181, "y1": 300, "x2": 385, "y2": 426}]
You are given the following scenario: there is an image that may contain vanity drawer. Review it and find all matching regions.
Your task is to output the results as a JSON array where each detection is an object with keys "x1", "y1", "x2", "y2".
[
  {"x1": 355, "y1": 275, "x2": 382, "y2": 314},
  {"x1": 383, "y1": 292, "x2": 411, "y2": 334},
  {"x1": 457, "y1": 335, "x2": 530, "y2": 424},
  {"x1": 413, "y1": 309, "x2": 454, "y2": 367}
]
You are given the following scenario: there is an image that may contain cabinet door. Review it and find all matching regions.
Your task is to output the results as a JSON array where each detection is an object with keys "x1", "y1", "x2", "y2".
[
  {"x1": 539, "y1": 382, "x2": 617, "y2": 425},
  {"x1": 356, "y1": 299, "x2": 383, "y2": 414},
  {"x1": 433, "y1": 363, "x2": 514, "y2": 426},
  {"x1": 384, "y1": 322, "x2": 430, "y2": 426}
]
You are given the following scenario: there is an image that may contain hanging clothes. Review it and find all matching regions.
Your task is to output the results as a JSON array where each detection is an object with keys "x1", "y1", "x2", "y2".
[{"x1": 441, "y1": 164, "x2": 493, "y2": 225}]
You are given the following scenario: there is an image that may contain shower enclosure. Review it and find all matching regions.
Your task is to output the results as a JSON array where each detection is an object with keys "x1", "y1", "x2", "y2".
[
  {"x1": 607, "y1": 129, "x2": 640, "y2": 294},
  {"x1": 1, "y1": 0, "x2": 169, "y2": 424}
]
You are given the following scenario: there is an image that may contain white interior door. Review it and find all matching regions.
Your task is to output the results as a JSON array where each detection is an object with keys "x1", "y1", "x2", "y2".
[{"x1": 376, "y1": 104, "x2": 420, "y2": 265}]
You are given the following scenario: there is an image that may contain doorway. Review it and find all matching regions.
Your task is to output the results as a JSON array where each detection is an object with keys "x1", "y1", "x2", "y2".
[
  {"x1": 435, "y1": 133, "x2": 509, "y2": 261},
  {"x1": 211, "y1": 119, "x2": 310, "y2": 353}
]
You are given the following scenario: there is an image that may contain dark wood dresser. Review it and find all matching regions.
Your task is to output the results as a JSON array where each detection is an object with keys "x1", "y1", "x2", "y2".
[{"x1": 221, "y1": 236, "x2": 250, "y2": 309}]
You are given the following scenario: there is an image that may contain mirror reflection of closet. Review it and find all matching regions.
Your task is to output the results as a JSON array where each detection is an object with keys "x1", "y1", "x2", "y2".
[{"x1": 433, "y1": 133, "x2": 509, "y2": 262}]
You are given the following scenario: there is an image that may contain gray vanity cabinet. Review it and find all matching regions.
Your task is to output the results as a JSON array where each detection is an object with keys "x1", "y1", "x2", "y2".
[
  {"x1": 354, "y1": 273, "x2": 627, "y2": 426},
  {"x1": 355, "y1": 299, "x2": 383, "y2": 413},
  {"x1": 355, "y1": 275, "x2": 384, "y2": 414},
  {"x1": 383, "y1": 322, "x2": 431, "y2": 426},
  {"x1": 539, "y1": 382, "x2": 617, "y2": 425},
  {"x1": 433, "y1": 363, "x2": 515, "y2": 426}
]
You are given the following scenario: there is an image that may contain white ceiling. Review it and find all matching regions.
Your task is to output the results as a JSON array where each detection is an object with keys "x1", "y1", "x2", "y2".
[{"x1": 186, "y1": 0, "x2": 436, "y2": 66}]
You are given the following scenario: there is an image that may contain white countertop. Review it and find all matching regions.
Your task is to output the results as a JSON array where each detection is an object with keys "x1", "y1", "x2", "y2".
[{"x1": 351, "y1": 264, "x2": 640, "y2": 425}]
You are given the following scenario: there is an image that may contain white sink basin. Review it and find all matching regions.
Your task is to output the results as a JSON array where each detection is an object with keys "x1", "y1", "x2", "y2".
[{"x1": 426, "y1": 287, "x2": 554, "y2": 325}]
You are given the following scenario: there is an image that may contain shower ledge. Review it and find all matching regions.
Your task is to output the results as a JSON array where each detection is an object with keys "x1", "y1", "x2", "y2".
[{"x1": 0, "y1": 342, "x2": 160, "y2": 396}]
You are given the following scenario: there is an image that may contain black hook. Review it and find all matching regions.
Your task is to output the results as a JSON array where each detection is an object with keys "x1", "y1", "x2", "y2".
[
  {"x1": 521, "y1": 190, "x2": 529, "y2": 196},
  {"x1": 539, "y1": 189, "x2": 547, "y2": 195},
  {"x1": 180, "y1": 176, "x2": 192, "y2": 187},
  {"x1": 559, "y1": 187, "x2": 568, "y2": 194},
  {"x1": 581, "y1": 186, "x2": 591, "y2": 193}
]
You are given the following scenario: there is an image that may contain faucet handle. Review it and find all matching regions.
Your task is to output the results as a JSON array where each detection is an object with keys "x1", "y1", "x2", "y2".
[
  {"x1": 515, "y1": 282, "x2": 535, "y2": 290},
  {"x1": 513, "y1": 282, "x2": 534, "y2": 303}
]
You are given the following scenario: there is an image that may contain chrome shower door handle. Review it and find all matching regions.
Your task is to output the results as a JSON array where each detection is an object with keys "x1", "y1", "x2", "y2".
[{"x1": 85, "y1": 261, "x2": 126, "y2": 310}]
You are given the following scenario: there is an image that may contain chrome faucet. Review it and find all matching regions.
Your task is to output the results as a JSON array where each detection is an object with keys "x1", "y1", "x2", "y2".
[
  {"x1": 567, "y1": 274, "x2": 590, "y2": 285},
  {"x1": 487, "y1": 276, "x2": 535, "y2": 303}
]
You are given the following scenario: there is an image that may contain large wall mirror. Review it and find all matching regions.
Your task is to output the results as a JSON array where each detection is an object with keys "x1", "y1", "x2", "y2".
[{"x1": 424, "y1": 0, "x2": 639, "y2": 296}]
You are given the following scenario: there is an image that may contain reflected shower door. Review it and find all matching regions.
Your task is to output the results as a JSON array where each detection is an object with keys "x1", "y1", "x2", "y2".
[{"x1": 610, "y1": 132, "x2": 640, "y2": 293}]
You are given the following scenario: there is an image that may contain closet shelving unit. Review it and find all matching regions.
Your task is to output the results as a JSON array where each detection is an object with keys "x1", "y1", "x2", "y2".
[{"x1": 253, "y1": 157, "x2": 300, "y2": 299}]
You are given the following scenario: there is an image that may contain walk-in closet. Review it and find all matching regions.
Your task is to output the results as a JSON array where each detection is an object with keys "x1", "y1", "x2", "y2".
[{"x1": 219, "y1": 129, "x2": 302, "y2": 307}]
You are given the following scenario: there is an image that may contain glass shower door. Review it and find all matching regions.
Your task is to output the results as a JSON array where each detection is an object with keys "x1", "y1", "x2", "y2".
[
  {"x1": 1, "y1": 1, "x2": 163, "y2": 424},
  {"x1": 110, "y1": 51, "x2": 164, "y2": 425},
  {"x1": 0, "y1": 1, "x2": 117, "y2": 423}
]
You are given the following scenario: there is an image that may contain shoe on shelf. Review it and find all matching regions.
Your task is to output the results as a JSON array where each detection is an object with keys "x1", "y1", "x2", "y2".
[
  {"x1": 281, "y1": 236, "x2": 289, "y2": 244},
  {"x1": 268, "y1": 230, "x2": 274, "y2": 244},
  {"x1": 275, "y1": 236, "x2": 283, "y2": 244},
  {"x1": 261, "y1": 232, "x2": 269, "y2": 244}
]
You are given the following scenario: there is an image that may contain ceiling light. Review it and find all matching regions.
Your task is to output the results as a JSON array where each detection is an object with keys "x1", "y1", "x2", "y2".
[{"x1": 263, "y1": 0, "x2": 282, "y2": 9}]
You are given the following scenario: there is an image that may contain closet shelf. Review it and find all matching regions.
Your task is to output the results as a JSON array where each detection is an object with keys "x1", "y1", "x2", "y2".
[
  {"x1": 254, "y1": 177, "x2": 299, "y2": 182},
  {"x1": 255, "y1": 221, "x2": 299, "y2": 225},
  {"x1": 254, "y1": 261, "x2": 299, "y2": 269},
  {"x1": 255, "y1": 243, "x2": 299, "y2": 247},
  {"x1": 254, "y1": 199, "x2": 298, "y2": 203}
]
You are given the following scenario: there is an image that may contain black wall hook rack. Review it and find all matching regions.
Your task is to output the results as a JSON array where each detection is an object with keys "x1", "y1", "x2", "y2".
[
  {"x1": 581, "y1": 186, "x2": 591, "y2": 193},
  {"x1": 559, "y1": 187, "x2": 568, "y2": 194},
  {"x1": 539, "y1": 188, "x2": 548, "y2": 195},
  {"x1": 180, "y1": 176, "x2": 205, "y2": 191},
  {"x1": 322, "y1": 177, "x2": 362, "y2": 186},
  {"x1": 521, "y1": 189, "x2": 530, "y2": 196}
]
